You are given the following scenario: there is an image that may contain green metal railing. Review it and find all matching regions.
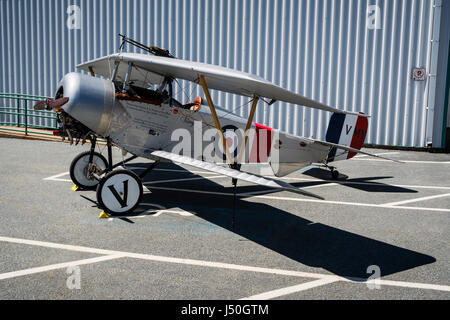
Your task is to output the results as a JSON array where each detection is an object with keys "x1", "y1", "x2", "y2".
[{"x1": 0, "y1": 92, "x2": 57, "y2": 136}]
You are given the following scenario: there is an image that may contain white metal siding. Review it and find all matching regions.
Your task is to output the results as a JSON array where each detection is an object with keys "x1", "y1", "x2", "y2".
[{"x1": 0, "y1": 0, "x2": 444, "y2": 147}]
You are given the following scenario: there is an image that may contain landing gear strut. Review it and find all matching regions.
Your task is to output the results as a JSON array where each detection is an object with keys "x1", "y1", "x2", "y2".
[
  {"x1": 69, "y1": 136, "x2": 160, "y2": 215},
  {"x1": 322, "y1": 163, "x2": 340, "y2": 180},
  {"x1": 331, "y1": 168, "x2": 340, "y2": 180}
]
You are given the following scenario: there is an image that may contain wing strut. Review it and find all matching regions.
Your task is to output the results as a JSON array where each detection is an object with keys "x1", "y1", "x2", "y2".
[
  {"x1": 88, "y1": 67, "x2": 95, "y2": 77},
  {"x1": 237, "y1": 96, "x2": 259, "y2": 164},
  {"x1": 198, "y1": 74, "x2": 234, "y2": 165}
]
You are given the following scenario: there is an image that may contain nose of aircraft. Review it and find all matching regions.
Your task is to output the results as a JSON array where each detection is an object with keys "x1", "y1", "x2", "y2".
[{"x1": 51, "y1": 72, "x2": 116, "y2": 137}]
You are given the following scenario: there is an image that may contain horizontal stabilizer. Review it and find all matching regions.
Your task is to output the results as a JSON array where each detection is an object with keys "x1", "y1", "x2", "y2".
[
  {"x1": 150, "y1": 150, "x2": 324, "y2": 200},
  {"x1": 308, "y1": 139, "x2": 404, "y2": 163}
]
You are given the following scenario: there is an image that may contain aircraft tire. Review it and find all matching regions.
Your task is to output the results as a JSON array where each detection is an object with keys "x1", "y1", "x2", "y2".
[
  {"x1": 331, "y1": 170, "x2": 340, "y2": 180},
  {"x1": 70, "y1": 151, "x2": 108, "y2": 190},
  {"x1": 96, "y1": 169, "x2": 143, "y2": 216}
]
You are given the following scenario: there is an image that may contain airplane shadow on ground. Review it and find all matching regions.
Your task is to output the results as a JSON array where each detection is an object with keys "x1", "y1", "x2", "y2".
[
  {"x1": 91, "y1": 162, "x2": 435, "y2": 280},
  {"x1": 301, "y1": 167, "x2": 419, "y2": 193}
]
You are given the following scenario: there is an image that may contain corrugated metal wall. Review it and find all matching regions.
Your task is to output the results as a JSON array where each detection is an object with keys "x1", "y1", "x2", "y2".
[{"x1": 0, "y1": 0, "x2": 444, "y2": 147}]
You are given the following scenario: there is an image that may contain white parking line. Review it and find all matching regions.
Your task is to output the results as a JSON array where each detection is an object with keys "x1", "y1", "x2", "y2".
[
  {"x1": 241, "y1": 278, "x2": 339, "y2": 300},
  {"x1": 143, "y1": 175, "x2": 224, "y2": 185},
  {"x1": 47, "y1": 178, "x2": 72, "y2": 182},
  {"x1": 371, "y1": 279, "x2": 450, "y2": 292},
  {"x1": 108, "y1": 209, "x2": 195, "y2": 220},
  {"x1": 42, "y1": 171, "x2": 224, "y2": 185},
  {"x1": 303, "y1": 183, "x2": 338, "y2": 189},
  {"x1": 41, "y1": 172, "x2": 450, "y2": 213},
  {"x1": 277, "y1": 177, "x2": 450, "y2": 191},
  {"x1": 44, "y1": 171, "x2": 450, "y2": 191},
  {"x1": 382, "y1": 193, "x2": 450, "y2": 207},
  {"x1": 1, "y1": 235, "x2": 449, "y2": 294},
  {"x1": 150, "y1": 209, "x2": 195, "y2": 217},
  {"x1": 242, "y1": 183, "x2": 339, "y2": 196},
  {"x1": 249, "y1": 193, "x2": 450, "y2": 213},
  {"x1": 128, "y1": 167, "x2": 217, "y2": 175},
  {"x1": 0, "y1": 235, "x2": 340, "y2": 280},
  {"x1": 146, "y1": 186, "x2": 450, "y2": 213},
  {"x1": 43, "y1": 172, "x2": 70, "y2": 181},
  {"x1": 0, "y1": 255, "x2": 124, "y2": 280},
  {"x1": 351, "y1": 159, "x2": 450, "y2": 164}
]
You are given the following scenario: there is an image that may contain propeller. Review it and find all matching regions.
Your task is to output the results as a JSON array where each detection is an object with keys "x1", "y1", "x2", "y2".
[{"x1": 33, "y1": 97, "x2": 69, "y2": 111}]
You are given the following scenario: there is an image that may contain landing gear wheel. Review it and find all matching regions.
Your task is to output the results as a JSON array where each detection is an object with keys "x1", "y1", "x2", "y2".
[
  {"x1": 96, "y1": 169, "x2": 143, "y2": 216},
  {"x1": 70, "y1": 151, "x2": 108, "y2": 190},
  {"x1": 331, "y1": 170, "x2": 340, "y2": 180}
]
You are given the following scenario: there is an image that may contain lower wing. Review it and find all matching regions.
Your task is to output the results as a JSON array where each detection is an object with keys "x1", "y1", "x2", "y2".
[{"x1": 150, "y1": 150, "x2": 324, "y2": 200}]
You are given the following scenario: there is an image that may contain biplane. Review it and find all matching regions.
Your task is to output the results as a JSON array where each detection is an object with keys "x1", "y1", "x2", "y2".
[{"x1": 35, "y1": 35, "x2": 399, "y2": 215}]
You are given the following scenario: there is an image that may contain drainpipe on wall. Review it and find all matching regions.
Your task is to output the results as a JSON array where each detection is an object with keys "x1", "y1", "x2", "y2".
[
  {"x1": 444, "y1": 49, "x2": 450, "y2": 151},
  {"x1": 438, "y1": 0, "x2": 450, "y2": 152},
  {"x1": 425, "y1": 0, "x2": 442, "y2": 147}
]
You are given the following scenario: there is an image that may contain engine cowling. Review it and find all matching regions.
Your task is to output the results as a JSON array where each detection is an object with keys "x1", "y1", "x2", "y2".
[{"x1": 56, "y1": 72, "x2": 115, "y2": 137}]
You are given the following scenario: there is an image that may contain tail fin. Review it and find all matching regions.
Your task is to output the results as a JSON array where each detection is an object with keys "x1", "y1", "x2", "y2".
[{"x1": 325, "y1": 112, "x2": 368, "y2": 162}]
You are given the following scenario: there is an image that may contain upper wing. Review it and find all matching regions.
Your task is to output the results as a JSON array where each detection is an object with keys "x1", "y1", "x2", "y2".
[
  {"x1": 150, "y1": 150, "x2": 324, "y2": 200},
  {"x1": 77, "y1": 52, "x2": 364, "y2": 117},
  {"x1": 307, "y1": 139, "x2": 404, "y2": 163}
]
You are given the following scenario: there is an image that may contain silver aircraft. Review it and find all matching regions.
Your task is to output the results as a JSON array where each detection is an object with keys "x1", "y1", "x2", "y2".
[{"x1": 35, "y1": 36, "x2": 399, "y2": 216}]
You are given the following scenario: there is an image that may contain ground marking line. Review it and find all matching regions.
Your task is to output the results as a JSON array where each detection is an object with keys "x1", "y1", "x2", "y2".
[
  {"x1": 40, "y1": 175, "x2": 450, "y2": 213},
  {"x1": 127, "y1": 166, "x2": 218, "y2": 175},
  {"x1": 42, "y1": 171, "x2": 224, "y2": 185},
  {"x1": 151, "y1": 209, "x2": 195, "y2": 217},
  {"x1": 107, "y1": 209, "x2": 195, "y2": 220},
  {"x1": 369, "y1": 279, "x2": 450, "y2": 292},
  {"x1": 1, "y1": 235, "x2": 449, "y2": 293},
  {"x1": 143, "y1": 175, "x2": 225, "y2": 185},
  {"x1": 350, "y1": 159, "x2": 450, "y2": 164},
  {"x1": 353, "y1": 152, "x2": 399, "y2": 158},
  {"x1": 0, "y1": 235, "x2": 338, "y2": 280},
  {"x1": 146, "y1": 186, "x2": 450, "y2": 213},
  {"x1": 41, "y1": 167, "x2": 217, "y2": 181},
  {"x1": 43, "y1": 172, "x2": 70, "y2": 181},
  {"x1": 148, "y1": 186, "x2": 234, "y2": 197},
  {"x1": 0, "y1": 255, "x2": 124, "y2": 281},
  {"x1": 248, "y1": 193, "x2": 450, "y2": 213},
  {"x1": 277, "y1": 177, "x2": 450, "y2": 191},
  {"x1": 126, "y1": 166, "x2": 219, "y2": 175},
  {"x1": 0, "y1": 236, "x2": 121, "y2": 255},
  {"x1": 44, "y1": 175, "x2": 450, "y2": 193},
  {"x1": 382, "y1": 193, "x2": 450, "y2": 207},
  {"x1": 303, "y1": 183, "x2": 338, "y2": 190},
  {"x1": 106, "y1": 202, "x2": 169, "y2": 220},
  {"x1": 240, "y1": 278, "x2": 340, "y2": 300},
  {"x1": 43, "y1": 171, "x2": 450, "y2": 191},
  {"x1": 242, "y1": 183, "x2": 338, "y2": 196}
]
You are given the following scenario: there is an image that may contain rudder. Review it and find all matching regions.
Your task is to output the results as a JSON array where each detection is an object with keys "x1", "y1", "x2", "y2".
[{"x1": 325, "y1": 112, "x2": 368, "y2": 162}]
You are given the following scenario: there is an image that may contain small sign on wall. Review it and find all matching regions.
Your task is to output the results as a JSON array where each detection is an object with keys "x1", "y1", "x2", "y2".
[{"x1": 412, "y1": 68, "x2": 426, "y2": 81}]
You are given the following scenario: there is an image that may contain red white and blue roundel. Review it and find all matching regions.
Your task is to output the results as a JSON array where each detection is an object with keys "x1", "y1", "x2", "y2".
[{"x1": 326, "y1": 112, "x2": 368, "y2": 162}]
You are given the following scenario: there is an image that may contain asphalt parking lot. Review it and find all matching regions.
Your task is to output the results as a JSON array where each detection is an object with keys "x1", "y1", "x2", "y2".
[{"x1": 0, "y1": 137, "x2": 449, "y2": 300}]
